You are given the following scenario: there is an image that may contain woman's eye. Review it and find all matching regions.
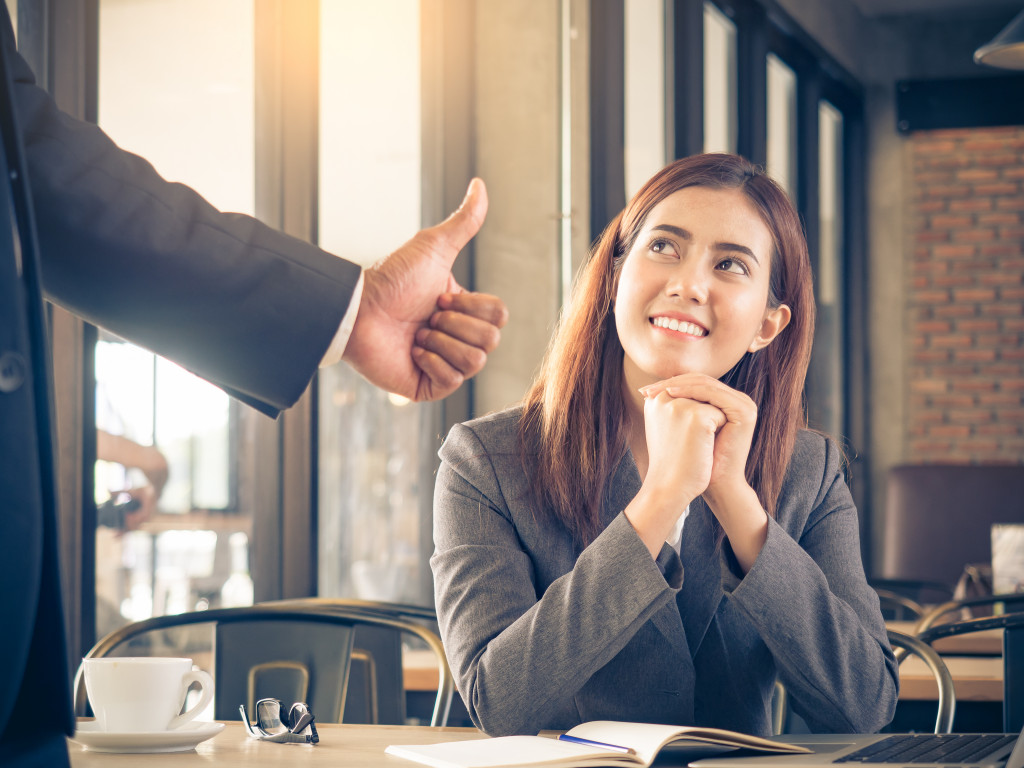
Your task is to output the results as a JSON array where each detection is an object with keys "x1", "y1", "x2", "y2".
[
  {"x1": 717, "y1": 257, "x2": 748, "y2": 275},
  {"x1": 650, "y1": 239, "x2": 676, "y2": 257}
]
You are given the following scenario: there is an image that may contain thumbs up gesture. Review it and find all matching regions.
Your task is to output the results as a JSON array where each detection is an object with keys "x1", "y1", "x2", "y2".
[{"x1": 342, "y1": 178, "x2": 509, "y2": 402}]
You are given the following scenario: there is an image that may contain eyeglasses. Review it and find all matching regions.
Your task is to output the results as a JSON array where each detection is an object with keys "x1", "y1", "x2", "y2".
[{"x1": 239, "y1": 698, "x2": 319, "y2": 744}]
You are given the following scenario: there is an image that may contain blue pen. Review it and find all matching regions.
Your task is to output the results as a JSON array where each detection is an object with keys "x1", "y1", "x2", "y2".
[{"x1": 557, "y1": 734, "x2": 637, "y2": 755}]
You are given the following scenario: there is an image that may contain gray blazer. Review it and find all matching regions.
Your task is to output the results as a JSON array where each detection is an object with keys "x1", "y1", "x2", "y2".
[{"x1": 432, "y1": 406, "x2": 899, "y2": 737}]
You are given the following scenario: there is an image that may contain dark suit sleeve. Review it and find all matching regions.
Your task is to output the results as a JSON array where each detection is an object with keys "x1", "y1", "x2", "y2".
[{"x1": 8, "y1": 31, "x2": 360, "y2": 417}]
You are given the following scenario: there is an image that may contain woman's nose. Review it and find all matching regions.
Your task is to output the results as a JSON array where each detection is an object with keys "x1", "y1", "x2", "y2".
[{"x1": 666, "y1": 260, "x2": 710, "y2": 304}]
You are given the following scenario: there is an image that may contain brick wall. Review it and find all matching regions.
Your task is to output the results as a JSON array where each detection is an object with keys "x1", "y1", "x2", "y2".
[{"x1": 908, "y1": 126, "x2": 1024, "y2": 463}]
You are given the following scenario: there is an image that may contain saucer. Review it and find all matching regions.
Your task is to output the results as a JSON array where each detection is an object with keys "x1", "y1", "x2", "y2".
[{"x1": 70, "y1": 720, "x2": 225, "y2": 753}]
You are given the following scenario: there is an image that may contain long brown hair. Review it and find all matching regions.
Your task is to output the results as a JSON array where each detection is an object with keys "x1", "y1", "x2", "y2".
[{"x1": 519, "y1": 153, "x2": 815, "y2": 544}]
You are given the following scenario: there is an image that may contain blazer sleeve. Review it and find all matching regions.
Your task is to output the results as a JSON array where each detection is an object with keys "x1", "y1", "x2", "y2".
[
  {"x1": 431, "y1": 422, "x2": 683, "y2": 736},
  {"x1": 720, "y1": 432, "x2": 900, "y2": 734},
  {"x1": 8, "y1": 30, "x2": 360, "y2": 417}
]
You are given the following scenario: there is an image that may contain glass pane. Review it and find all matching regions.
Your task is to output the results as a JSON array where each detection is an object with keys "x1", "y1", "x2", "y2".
[
  {"x1": 624, "y1": 0, "x2": 666, "y2": 199},
  {"x1": 703, "y1": 2, "x2": 737, "y2": 154},
  {"x1": 811, "y1": 101, "x2": 845, "y2": 438},
  {"x1": 95, "y1": 0, "x2": 255, "y2": 640},
  {"x1": 317, "y1": 0, "x2": 432, "y2": 606},
  {"x1": 766, "y1": 53, "x2": 797, "y2": 199}
]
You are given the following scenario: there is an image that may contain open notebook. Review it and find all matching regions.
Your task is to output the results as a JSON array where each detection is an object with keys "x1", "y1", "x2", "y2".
[{"x1": 385, "y1": 720, "x2": 810, "y2": 768}]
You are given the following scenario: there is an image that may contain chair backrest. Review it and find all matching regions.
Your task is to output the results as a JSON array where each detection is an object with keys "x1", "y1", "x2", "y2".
[
  {"x1": 879, "y1": 464, "x2": 1024, "y2": 588},
  {"x1": 74, "y1": 604, "x2": 455, "y2": 727},
  {"x1": 887, "y1": 629, "x2": 957, "y2": 734},
  {"x1": 916, "y1": 611, "x2": 1024, "y2": 733}
]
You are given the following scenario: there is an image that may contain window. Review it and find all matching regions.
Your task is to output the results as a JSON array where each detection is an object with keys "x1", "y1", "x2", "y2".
[
  {"x1": 703, "y1": 2, "x2": 737, "y2": 154},
  {"x1": 624, "y1": 0, "x2": 668, "y2": 199},
  {"x1": 766, "y1": 53, "x2": 797, "y2": 199},
  {"x1": 316, "y1": 0, "x2": 434, "y2": 606},
  {"x1": 94, "y1": 0, "x2": 255, "y2": 638},
  {"x1": 813, "y1": 101, "x2": 846, "y2": 439}
]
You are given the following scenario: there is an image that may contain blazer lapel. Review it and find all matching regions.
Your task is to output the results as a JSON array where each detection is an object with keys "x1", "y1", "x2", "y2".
[{"x1": 677, "y1": 496, "x2": 725, "y2": 655}]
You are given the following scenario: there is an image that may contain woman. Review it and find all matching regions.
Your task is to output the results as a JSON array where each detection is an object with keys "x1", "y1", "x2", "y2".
[{"x1": 431, "y1": 154, "x2": 898, "y2": 738}]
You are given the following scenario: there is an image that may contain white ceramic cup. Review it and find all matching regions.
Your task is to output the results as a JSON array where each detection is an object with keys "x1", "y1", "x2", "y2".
[{"x1": 82, "y1": 657, "x2": 214, "y2": 733}]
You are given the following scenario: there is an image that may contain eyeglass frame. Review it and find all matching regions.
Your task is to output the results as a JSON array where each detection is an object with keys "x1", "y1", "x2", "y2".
[{"x1": 239, "y1": 698, "x2": 319, "y2": 744}]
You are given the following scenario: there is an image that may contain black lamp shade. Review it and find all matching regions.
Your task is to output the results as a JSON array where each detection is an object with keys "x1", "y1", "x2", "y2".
[{"x1": 974, "y1": 9, "x2": 1024, "y2": 70}]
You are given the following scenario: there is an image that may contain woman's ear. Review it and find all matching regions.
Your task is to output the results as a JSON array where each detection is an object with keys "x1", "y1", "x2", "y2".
[{"x1": 748, "y1": 304, "x2": 792, "y2": 353}]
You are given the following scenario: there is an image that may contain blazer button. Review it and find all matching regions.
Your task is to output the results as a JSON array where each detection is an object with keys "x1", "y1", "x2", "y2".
[{"x1": 0, "y1": 351, "x2": 27, "y2": 393}]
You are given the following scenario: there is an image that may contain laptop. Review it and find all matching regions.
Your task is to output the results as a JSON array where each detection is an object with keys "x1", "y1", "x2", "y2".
[{"x1": 689, "y1": 723, "x2": 1024, "y2": 768}]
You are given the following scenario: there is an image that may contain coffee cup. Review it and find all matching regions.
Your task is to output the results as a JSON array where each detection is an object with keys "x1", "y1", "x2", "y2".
[{"x1": 82, "y1": 657, "x2": 214, "y2": 733}]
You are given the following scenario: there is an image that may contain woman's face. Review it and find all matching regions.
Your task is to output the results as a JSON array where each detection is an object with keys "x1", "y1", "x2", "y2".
[{"x1": 614, "y1": 185, "x2": 791, "y2": 394}]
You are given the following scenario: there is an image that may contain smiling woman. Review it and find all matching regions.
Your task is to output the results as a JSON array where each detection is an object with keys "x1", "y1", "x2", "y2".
[{"x1": 430, "y1": 153, "x2": 897, "y2": 740}]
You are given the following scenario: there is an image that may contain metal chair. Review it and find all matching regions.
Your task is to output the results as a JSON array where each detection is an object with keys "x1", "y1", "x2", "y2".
[
  {"x1": 887, "y1": 629, "x2": 957, "y2": 734},
  {"x1": 914, "y1": 593, "x2": 1024, "y2": 632},
  {"x1": 915, "y1": 611, "x2": 1024, "y2": 733},
  {"x1": 771, "y1": 630, "x2": 955, "y2": 735},
  {"x1": 74, "y1": 604, "x2": 455, "y2": 727}
]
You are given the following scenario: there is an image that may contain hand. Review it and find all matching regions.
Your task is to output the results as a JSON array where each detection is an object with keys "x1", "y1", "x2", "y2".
[
  {"x1": 641, "y1": 376, "x2": 769, "y2": 577},
  {"x1": 641, "y1": 374, "x2": 758, "y2": 510},
  {"x1": 342, "y1": 179, "x2": 509, "y2": 401},
  {"x1": 641, "y1": 390, "x2": 726, "y2": 505},
  {"x1": 624, "y1": 390, "x2": 725, "y2": 556}
]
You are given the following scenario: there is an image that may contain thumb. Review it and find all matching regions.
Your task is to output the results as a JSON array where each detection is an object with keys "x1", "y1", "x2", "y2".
[{"x1": 433, "y1": 178, "x2": 488, "y2": 266}]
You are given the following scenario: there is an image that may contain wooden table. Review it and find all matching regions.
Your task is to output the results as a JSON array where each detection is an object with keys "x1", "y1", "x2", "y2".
[
  {"x1": 887, "y1": 621, "x2": 1004, "y2": 656},
  {"x1": 68, "y1": 722, "x2": 486, "y2": 767},
  {"x1": 898, "y1": 655, "x2": 1004, "y2": 702}
]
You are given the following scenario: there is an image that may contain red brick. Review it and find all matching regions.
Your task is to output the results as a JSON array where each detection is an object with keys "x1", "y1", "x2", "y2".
[
  {"x1": 952, "y1": 229, "x2": 997, "y2": 243},
  {"x1": 934, "y1": 275, "x2": 975, "y2": 288},
  {"x1": 916, "y1": 171, "x2": 956, "y2": 185},
  {"x1": 954, "y1": 349, "x2": 998, "y2": 362},
  {"x1": 975, "y1": 183, "x2": 1021, "y2": 196},
  {"x1": 931, "y1": 334, "x2": 974, "y2": 348},
  {"x1": 957, "y1": 168, "x2": 1000, "y2": 182},
  {"x1": 957, "y1": 319, "x2": 1001, "y2": 332},
  {"x1": 910, "y1": 379, "x2": 949, "y2": 394},
  {"x1": 951, "y1": 258, "x2": 995, "y2": 272},
  {"x1": 979, "y1": 392, "x2": 1024, "y2": 406},
  {"x1": 996, "y1": 198, "x2": 1024, "y2": 211},
  {"x1": 914, "y1": 320, "x2": 953, "y2": 333},
  {"x1": 916, "y1": 230, "x2": 952, "y2": 243},
  {"x1": 930, "y1": 214, "x2": 974, "y2": 229},
  {"x1": 931, "y1": 244, "x2": 976, "y2": 259},
  {"x1": 935, "y1": 304, "x2": 977, "y2": 318},
  {"x1": 978, "y1": 213, "x2": 1022, "y2": 226},
  {"x1": 948, "y1": 409, "x2": 994, "y2": 423},
  {"x1": 950, "y1": 379, "x2": 998, "y2": 392},
  {"x1": 981, "y1": 303, "x2": 1023, "y2": 317},
  {"x1": 1001, "y1": 379, "x2": 1024, "y2": 391},
  {"x1": 927, "y1": 184, "x2": 972, "y2": 199},
  {"x1": 912, "y1": 289, "x2": 952, "y2": 303},
  {"x1": 979, "y1": 273, "x2": 1023, "y2": 286},
  {"x1": 975, "y1": 153, "x2": 1021, "y2": 168},
  {"x1": 909, "y1": 440, "x2": 953, "y2": 455},
  {"x1": 912, "y1": 350, "x2": 951, "y2": 363},
  {"x1": 980, "y1": 244, "x2": 1022, "y2": 257},
  {"x1": 976, "y1": 333, "x2": 1022, "y2": 347},
  {"x1": 916, "y1": 199, "x2": 948, "y2": 213},
  {"x1": 950, "y1": 199, "x2": 994, "y2": 213},
  {"x1": 952, "y1": 288, "x2": 997, "y2": 302},
  {"x1": 927, "y1": 424, "x2": 973, "y2": 438},
  {"x1": 913, "y1": 140, "x2": 958, "y2": 154},
  {"x1": 977, "y1": 423, "x2": 1021, "y2": 436},
  {"x1": 963, "y1": 139, "x2": 1015, "y2": 152},
  {"x1": 1000, "y1": 287, "x2": 1024, "y2": 300},
  {"x1": 929, "y1": 393, "x2": 976, "y2": 406},
  {"x1": 957, "y1": 439, "x2": 1001, "y2": 453}
]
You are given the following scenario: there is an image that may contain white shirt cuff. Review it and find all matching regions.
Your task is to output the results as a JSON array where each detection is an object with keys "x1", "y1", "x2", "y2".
[{"x1": 319, "y1": 270, "x2": 364, "y2": 368}]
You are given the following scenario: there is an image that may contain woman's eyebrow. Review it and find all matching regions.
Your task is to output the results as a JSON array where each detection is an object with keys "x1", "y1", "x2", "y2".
[{"x1": 651, "y1": 224, "x2": 761, "y2": 265}]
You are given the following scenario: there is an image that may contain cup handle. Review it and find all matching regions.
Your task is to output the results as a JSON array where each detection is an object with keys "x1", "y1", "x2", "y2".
[{"x1": 169, "y1": 669, "x2": 215, "y2": 730}]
